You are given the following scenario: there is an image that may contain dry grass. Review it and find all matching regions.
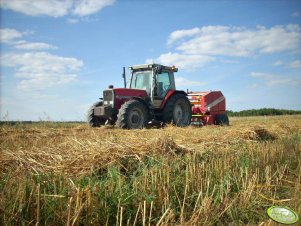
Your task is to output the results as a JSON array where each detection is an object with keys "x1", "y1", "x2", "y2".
[
  {"x1": 2, "y1": 115, "x2": 298, "y2": 176},
  {"x1": 0, "y1": 115, "x2": 301, "y2": 225}
]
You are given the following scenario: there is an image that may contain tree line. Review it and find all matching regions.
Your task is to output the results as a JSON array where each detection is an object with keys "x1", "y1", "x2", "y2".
[{"x1": 226, "y1": 108, "x2": 301, "y2": 117}]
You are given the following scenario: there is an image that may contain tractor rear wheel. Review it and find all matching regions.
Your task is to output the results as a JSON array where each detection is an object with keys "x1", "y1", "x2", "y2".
[
  {"x1": 214, "y1": 114, "x2": 229, "y2": 126},
  {"x1": 87, "y1": 101, "x2": 107, "y2": 127},
  {"x1": 163, "y1": 93, "x2": 191, "y2": 127},
  {"x1": 116, "y1": 99, "x2": 149, "y2": 129}
]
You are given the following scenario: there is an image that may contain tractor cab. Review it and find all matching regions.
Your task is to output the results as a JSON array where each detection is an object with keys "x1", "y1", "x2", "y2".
[{"x1": 129, "y1": 64, "x2": 177, "y2": 108}]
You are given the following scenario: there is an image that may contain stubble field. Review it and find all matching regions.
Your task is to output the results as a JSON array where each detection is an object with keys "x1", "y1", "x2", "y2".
[{"x1": 0, "y1": 115, "x2": 300, "y2": 225}]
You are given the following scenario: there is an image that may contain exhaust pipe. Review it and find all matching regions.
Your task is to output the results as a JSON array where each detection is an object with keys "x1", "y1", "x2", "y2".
[{"x1": 122, "y1": 67, "x2": 126, "y2": 88}]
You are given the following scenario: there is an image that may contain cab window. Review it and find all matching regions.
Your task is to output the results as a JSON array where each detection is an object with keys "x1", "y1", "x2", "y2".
[
  {"x1": 156, "y1": 72, "x2": 171, "y2": 97},
  {"x1": 130, "y1": 71, "x2": 151, "y2": 94}
]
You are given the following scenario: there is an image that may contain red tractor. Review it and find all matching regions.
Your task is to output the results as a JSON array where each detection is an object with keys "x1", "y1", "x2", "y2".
[{"x1": 88, "y1": 64, "x2": 228, "y2": 129}]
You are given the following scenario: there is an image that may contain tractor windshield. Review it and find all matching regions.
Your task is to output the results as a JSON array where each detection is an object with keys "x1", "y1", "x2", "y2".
[{"x1": 130, "y1": 71, "x2": 152, "y2": 94}]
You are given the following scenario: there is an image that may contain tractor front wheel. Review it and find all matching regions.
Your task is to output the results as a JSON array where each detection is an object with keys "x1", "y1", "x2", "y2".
[
  {"x1": 163, "y1": 93, "x2": 192, "y2": 127},
  {"x1": 87, "y1": 101, "x2": 107, "y2": 127},
  {"x1": 116, "y1": 100, "x2": 149, "y2": 129}
]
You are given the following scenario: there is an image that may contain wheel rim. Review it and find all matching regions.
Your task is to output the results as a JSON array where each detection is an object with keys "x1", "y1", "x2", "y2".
[
  {"x1": 128, "y1": 108, "x2": 144, "y2": 128},
  {"x1": 173, "y1": 100, "x2": 189, "y2": 125}
]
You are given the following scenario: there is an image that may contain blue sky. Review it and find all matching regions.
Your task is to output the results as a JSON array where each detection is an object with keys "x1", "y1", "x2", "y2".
[{"x1": 1, "y1": 0, "x2": 301, "y2": 121}]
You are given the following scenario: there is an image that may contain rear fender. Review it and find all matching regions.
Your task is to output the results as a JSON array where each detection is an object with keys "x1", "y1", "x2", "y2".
[{"x1": 160, "y1": 90, "x2": 187, "y2": 109}]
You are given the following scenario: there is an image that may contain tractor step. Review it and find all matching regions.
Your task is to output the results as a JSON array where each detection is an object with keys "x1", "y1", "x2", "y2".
[
  {"x1": 190, "y1": 121, "x2": 203, "y2": 126},
  {"x1": 148, "y1": 119, "x2": 163, "y2": 126}
]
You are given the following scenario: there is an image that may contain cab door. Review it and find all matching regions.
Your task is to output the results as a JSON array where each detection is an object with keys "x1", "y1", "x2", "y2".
[{"x1": 152, "y1": 71, "x2": 176, "y2": 108}]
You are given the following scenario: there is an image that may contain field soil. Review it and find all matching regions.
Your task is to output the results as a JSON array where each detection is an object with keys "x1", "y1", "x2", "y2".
[{"x1": 1, "y1": 115, "x2": 300, "y2": 225}]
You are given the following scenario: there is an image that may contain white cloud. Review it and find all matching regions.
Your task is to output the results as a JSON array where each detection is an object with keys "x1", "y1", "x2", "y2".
[
  {"x1": 14, "y1": 40, "x2": 57, "y2": 50},
  {"x1": 67, "y1": 18, "x2": 80, "y2": 24},
  {"x1": 175, "y1": 76, "x2": 206, "y2": 87},
  {"x1": 72, "y1": 0, "x2": 115, "y2": 17},
  {"x1": 156, "y1": 52, "x2": 214, "y2": 70},
  {"x1": 250, "y1": 72, "x2": 267, "y2": 78},
  {"x1": 273, "y1": 60, "x2": 284, "y2": 66},
  {"x1": 0, "y1": 0, "x2": 72, "y2": 17},
  {"x1": 250, "y1": 72, "x2": 300, "y2": 86},
  {"x1": 0, "y1": 28, "x2": 25, "y2": 43},
  {"x1": 176, "y1": 25, "x2": 301, "y2": 56},
  {"x1": 291, "y1": 12, "x2": 300, "y2": 18},
  {"x1": 2, "y1": 52, "x2": 83, "y2": 91},
  {"x1": 289, "y1": 60, "x2": 301, "y2": 68},
  {"x1": 0, "y1": 0, "x2": 115, "y2": 18},
  {"x1": 167, "y1": 27, "x2": 201, "y2": 45},
  {"x1": 266, "y1": 78, "x2": 297, "y2": 86},
  {"x1": 272, "y1": 60, "x2": 301, "y2": 68},
  {"x1": 149, "y1": 25, "x2": 301, "y2": 71},
  {"x1": 1, "y1": 28, "x2": 58, "y2": 50},
  {"x1": 145, "y1": 58, "x2": 154, "y2": 64}
]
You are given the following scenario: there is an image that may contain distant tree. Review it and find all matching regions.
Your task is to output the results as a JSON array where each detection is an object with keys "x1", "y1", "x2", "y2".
[{"x1": 226, "y1": 108, "x2": 301, "y2": 117}]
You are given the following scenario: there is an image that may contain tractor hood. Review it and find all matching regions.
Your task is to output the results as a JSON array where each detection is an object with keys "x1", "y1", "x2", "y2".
[{"x1": 112, "y1": 88, "x2": 148, "y2": 110}]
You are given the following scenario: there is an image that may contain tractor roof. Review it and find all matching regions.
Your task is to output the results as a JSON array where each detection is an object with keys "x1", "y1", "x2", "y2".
[{"x1": 129, "y1": 64, "x2": 178, "y2": 72}]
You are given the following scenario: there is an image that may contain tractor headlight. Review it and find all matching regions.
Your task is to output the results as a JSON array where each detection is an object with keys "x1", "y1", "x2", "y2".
[
  {"x1": 103, "y1": 90, "x2": 114, "y2": 106},
  {"x1": 104, "y1": 101, "x2": 113, "y2": 105}
]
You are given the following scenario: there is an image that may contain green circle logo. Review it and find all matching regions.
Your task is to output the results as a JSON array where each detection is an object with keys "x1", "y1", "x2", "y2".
[{"x1": 267, "y1": 206, "x2": 299, "y2": 224}]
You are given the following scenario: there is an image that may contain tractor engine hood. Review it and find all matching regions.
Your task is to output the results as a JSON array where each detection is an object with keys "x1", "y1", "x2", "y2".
[{"x1": 111, "y1": 88, "x2": 148, "y2": 110}]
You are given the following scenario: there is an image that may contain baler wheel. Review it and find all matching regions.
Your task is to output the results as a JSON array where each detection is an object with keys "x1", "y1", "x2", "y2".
[
  {"x1": 116, "y1": 99, "x2": 149, "y2": 129},
  {"x1": 214, "y1": 114, "x2": 229, "y2": 126},
  {"x1": 87, "y1": 101, "x2": 107, "y2": 127},
  {"x1": 163, "y1": 93, "x2": 192, "y2": 127}
]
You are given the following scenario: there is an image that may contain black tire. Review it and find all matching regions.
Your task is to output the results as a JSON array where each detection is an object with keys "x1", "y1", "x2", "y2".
[
  {"x1": 163, "y1": 93, "x2": 191, "y2": 127},
  {"x1": 87, "y1": 101, "x2": 107, "y2": 127},
  {"x1": 116, "y1": 99, "x2": 149, "y2": 129},
  {"x1": 214, "y1": 114, "x2": 229, "y2": 126}
]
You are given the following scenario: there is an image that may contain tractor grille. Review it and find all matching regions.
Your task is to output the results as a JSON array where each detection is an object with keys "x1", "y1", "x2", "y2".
[{"x1": 103, "y1": 90, "x2": 113, "y2": 106}]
